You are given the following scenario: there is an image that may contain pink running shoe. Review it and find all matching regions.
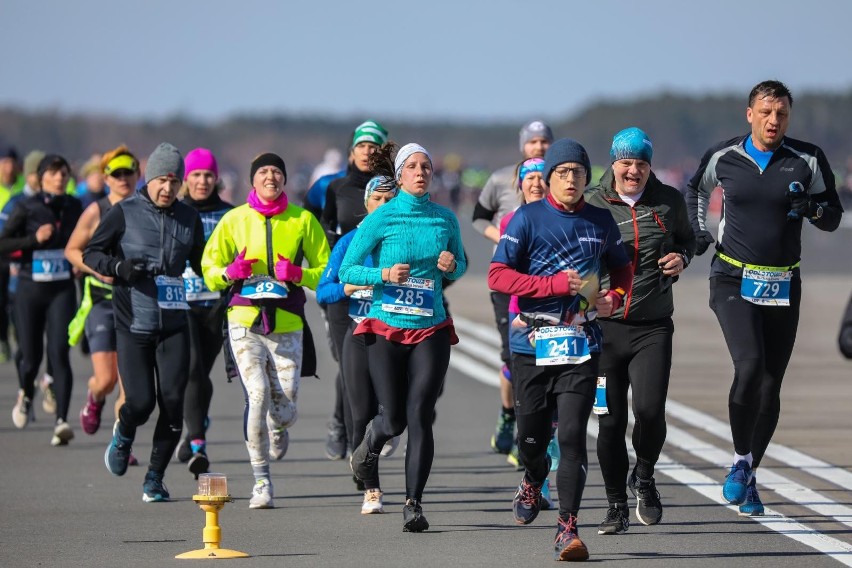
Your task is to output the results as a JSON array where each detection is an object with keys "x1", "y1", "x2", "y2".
[{"x1": 79, "y1": 391, "x2": 105, "y2": 435}]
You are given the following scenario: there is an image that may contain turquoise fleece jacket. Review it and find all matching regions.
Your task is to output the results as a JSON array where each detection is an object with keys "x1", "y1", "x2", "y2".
[{"x1": 339, "y1": 190, "x2": 466, "y2": 329}]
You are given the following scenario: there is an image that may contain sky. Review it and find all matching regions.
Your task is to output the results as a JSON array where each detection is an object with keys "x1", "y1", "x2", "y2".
[{"x1": 3, "y1": 0, "x2": 851, "y2": 125}]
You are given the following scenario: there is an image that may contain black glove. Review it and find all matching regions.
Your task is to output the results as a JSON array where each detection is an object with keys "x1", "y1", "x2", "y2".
[
  {"x1": 114, "y1": 258, "x2": 149, "y2": 283},
  {"x1": 694, "y1": 230, "x2": 715, "y2": 256},
  {"x1": 787, "y1": 193, "x2": 820, "y2": 221}
]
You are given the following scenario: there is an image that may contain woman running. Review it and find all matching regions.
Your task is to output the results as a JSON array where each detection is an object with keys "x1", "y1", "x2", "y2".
[
  {"x1": 201, "y1": 152, "x2": 329, "y2": 509},
  {"x1": 341, "y1": 142, "x2": 467, "y2": 532},
  {"x1": 2, "y1": 154, "x2": 82, "y2": 445},
  {"x1": 316, "y1": 174, "x2": 397, "y2": 514}
]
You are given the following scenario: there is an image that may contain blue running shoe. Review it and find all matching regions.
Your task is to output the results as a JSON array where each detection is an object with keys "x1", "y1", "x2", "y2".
[
  {"x1": 547, "y1": 435, "x2": 560, "y2": 472},
  {"x1": 512, "y1": 478, "x2": 543, "y2": 525},
  {"x1": 738, "y1": 477, "x2": 765, "y2": 516},
  {"x1": 142, "y1": 470, "x2": 170, "y2": 502},
  {"x1": 722, "y1": 460, "x2": 752, "y2": 505},
  {"x1": 491, "y1": 411, "x2": 515, "y2": 454},
  {"x1": 540, "y1": 478, "x2": 554, "y2": 510},
  {"x1": 104, "y1": 421, "x2": 133, "y2": 477}
]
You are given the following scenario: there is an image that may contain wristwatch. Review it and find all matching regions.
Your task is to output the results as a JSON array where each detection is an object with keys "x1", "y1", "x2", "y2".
[{"x1": 811, "y1": 203, "x2": 824, "y2": 221}]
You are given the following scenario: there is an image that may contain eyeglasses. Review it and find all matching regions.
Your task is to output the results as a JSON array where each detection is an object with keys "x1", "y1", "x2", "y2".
[
  {"x1": 552, "y1": 166, "x2": 587, "y2": 180},
  {"x1": 109, "y1": 168, "x2": 136, "y2": 178}
]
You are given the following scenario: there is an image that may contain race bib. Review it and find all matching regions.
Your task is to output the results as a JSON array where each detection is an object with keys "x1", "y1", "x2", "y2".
[
  {"x1": 349, "y1": 288, "x2": 373, "y2": 322},
  {"x1": 381, "y1": 277, "x2": 434, "y2": 316},
  {"x1": 741, "y1": 265, "x2": 792, "y2": 306},
  {"x1": 534, "y1": 325, "x2": 591, "y2": 366},
  {"x1": 155, "y1": 275, "x2": 189, "y2": 310},
  {"x1": 240, "y1": 276, "x2": 288, "y2": 300},
  {"x1": 183, "y1": 269, "x2": 219, "y2": 302},
  {"x1": 32, "y1": 249, "x2": 70, "y2": 282}
]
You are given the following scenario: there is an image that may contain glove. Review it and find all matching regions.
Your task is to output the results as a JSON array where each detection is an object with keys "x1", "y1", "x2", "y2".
[
  {"x1": 114, "y1": 257, "x2": 149, "y2": 283},
  {"x1": 787, "y1": 193, "x2": 820, "y2": 221},
  {"x1": 225, "y1": 248, "x2": 258, "y2": 281},
  {"x1": 694, "y1": 230, "x2": 715, "y2": 256},
  {"x1": 274, "y1": 254, "x2": 303, "y2": 282}
]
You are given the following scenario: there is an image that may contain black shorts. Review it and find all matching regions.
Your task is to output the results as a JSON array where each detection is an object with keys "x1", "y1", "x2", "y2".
[
  {"x1": 511, "y1": 352, "x2": 599, "y2": 415},
  {"x1": 85, "y1": 300, "x2": 116, "y2": 353}
]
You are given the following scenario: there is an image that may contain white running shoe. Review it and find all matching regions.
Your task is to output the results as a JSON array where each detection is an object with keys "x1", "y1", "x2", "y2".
[
  {"x1": 380, "y1": 436, "x2": 400, "y2": 458},
  {"x1": 249, "y1": 479, "x2": 274, "y2": 509},
  {"x1": 269, "y1": 428, "x2": 289, "y2": 460},
  {"x1": 12, "y1": 390, "x2": 33, "y2": 429},
  {"x1": 51, "y1": 419, "x2": 74, "y2": 446},
  {"x1": 361, "y1": 488, "x2": 384, "y2": 514},
  {"x1": 39, "y1": 374, "x2": 56, "y2": 414}
]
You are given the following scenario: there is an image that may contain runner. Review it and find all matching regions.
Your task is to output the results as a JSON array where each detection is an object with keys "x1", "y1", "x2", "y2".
[
  {"x1": 686, "y1": 80, "x2": 843, "y2": 516},
  {"x1": 0, "y1": 154, "x2": 82, "y2": 445},
  {"x1": 586, "y1": 127, "x2": 695, "y2": 533},
  {"x1": 201, "y1": 152, "x2": 329, "y2": 509},
  {"x1": 316, "y1": 174, "x2": 398, "y2": 513},
  {"x1": 489, "y1": 138, "x2": 632, "y2": 560},
  {"x1": 473, "y1": 121, "x2": 553, "y2": 464},
  {"x1": 173, "y1": 148, "x2": 234, "y2": 479},
  {"x1": 0, "y1": 146, "x2": 24, "y2": 363},
  {"x1": 341, "y1": 142, "x2": 467, "y2": 532},
  {"x1": 84, "y1": 143, "x2": 206, "y2": 502},
  {"x1": 66, "y1": 146, "x2": 139, "y2": 445},
  {"x1": 319, "y1": 120, "x2": 389, "y2": 460}
]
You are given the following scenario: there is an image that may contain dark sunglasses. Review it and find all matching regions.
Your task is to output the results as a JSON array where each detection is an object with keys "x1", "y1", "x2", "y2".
[{"x1": 109, "y1": 168, "x2": 136, "y2": 178}]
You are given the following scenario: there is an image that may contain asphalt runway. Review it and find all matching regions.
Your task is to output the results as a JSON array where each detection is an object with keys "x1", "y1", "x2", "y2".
[{"x1": 0, "y1": 214, "x2": 849, "y2": 567}]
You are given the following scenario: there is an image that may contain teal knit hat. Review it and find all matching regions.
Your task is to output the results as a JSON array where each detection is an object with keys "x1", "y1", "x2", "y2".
[
  {"x1": 352, "y1": 120, "x2": 388, "y2": 148},
  {"x1": 610, "y1": 127, "x2": 653, "y2": 164}
]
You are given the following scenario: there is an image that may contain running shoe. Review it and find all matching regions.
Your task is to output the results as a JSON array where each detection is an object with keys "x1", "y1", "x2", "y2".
[
  {"x1": 553, "y1": 515, "x2": 589, "y2": 561},
  {"x1": 512, "y1": 477, "x2": 543, "y2": 525},
  {"x1": 402, "y1": 498, "x2": 429, "y2": 532},
  {"x1": 350, "y1": 438, "x2": 380, "y2": 485},
  {"x1": 79, "y1": 390, "x2": 105, "y2": 435},
  {"x1": 722, "y1": 459, "x2": 752, "y2": 505},
  {"x1": 547, "y1": 434, "x2": 560, "y2": 472},
  {"x1": 249, "y1": 478, "x2": 274, "y2": 509},
  {"x1": 105, "y1": 420, "x2": 133, "y2": 476},
  {"x1": 352, "y1": 474, "x2": 365, "y2": 492},
  {"x1": 128, "y1": 453, "x2": 139, "y2": 466},
  {"x1": 39, "y1": 374, "x2": 56, "y2": 414},
  {"x1": 491, "y1": 411, "x2": 515, "y2": 454},
  {"x1": 598, "y1": 502, "x2": 630, "y2": 535},
  {"x1": 175, "y1": 437, "x2": 192, "y2": 463},
  {"x1": 380, "y1": 435, "x2": 400, "y2": 458},
  {"x1": 50, "y1": 419, "x2": 74, "y2": 446},
  {"x1": 11, "y1": 390, "x2": 33, "y2": 429},
  {"x1": 0, "y1": 339, "x2": 11, "y2": 363},
  {"x1": 506, "y1": 444, "x2": 524, "y2": 471},
  {"x1": 541, "y1": 478, "x2": 554, "y2": 510},
  {"x1": 142, "y1": 470, "x2": 170, "y2": 503},
  {"x1": 187, "y1": 440, "x2": 209, "y2": 479},
  {"x1": 325, "y1": 419, "x2": 347, "y2": 460},
  {"x1": 738, "y1": 477, "x2": 765, "y2": 516},
  {"x1": 269, "y1": 427, "x2": 289, "y2": 460},
  {"x1": 361, "y1": 488, "x2": 384, "y2": 514},
  {"x1": 628, "y1": 471, "x2": 663, "y2": 525}
]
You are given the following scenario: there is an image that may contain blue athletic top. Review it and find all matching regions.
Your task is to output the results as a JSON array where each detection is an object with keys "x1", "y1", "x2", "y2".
[
  {"x1": 316, "y1": 228, "x2": 374, "y2": 305},
  {"x1": 492, "y1": 198, "x2": 629, "y2": 355},
  {"x1": 744, "y1": 135, "x2": 774, "y2": 172}
]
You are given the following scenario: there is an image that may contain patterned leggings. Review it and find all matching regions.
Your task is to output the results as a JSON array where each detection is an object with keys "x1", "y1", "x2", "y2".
[{"x1": 229, "y1": 325, "x2": 302, "y2": 474}]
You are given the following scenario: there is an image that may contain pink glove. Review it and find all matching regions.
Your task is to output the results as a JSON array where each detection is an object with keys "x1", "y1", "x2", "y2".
[
  {"x1": 275, "y1": 254, "x2": 303, "y2": 282},
  {"x1": 225, "y1": 248, "x2": 258, "y2": 280}
]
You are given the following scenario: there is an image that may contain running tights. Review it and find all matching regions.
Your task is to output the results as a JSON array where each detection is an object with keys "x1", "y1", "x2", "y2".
[
  {"x1": 341, "y1": 324, "x2": 378, "y2": 452},
  {"x1": 184, "y1": 305, "x2": 224, "y2": 440}
]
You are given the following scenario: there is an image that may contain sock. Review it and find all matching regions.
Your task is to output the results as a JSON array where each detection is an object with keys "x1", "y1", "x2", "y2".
[
  {"x1": 190, "y1": 439, "x2": 206, "y2": 454},
  {"x1": 502, "y1": 406, "x2": 515, "y2": 418},
  {"x1": 734, "y1": 452, "x2": 753, "y2": 467},
  {"x1": 252, "y1": 464, "x2": 270, "y2": 482}
]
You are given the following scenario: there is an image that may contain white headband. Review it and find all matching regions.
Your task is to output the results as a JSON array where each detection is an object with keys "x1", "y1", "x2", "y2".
[{"x1": 394, "y1": 143, "x2": 432, "y2": 181}]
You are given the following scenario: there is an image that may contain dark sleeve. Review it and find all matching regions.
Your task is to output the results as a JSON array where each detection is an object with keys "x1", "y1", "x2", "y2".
[
  {"x1": 472, "y1": 201, "x2": 496, "y2": 223},
  {"x1": 809, "y1": 147, "x2": 844, "y2": 232},
  {"x1": 671, "y1": 190, "x2": 697, "y2": 264},
  {"x1": 320, "y1": 182, "x2": 339, "y2": 246},
  {"x1": 840, "y1": 294, "x2": 852, "y2": 360},
  {"x1": 189, "y1": 214, "x2": 205, "y2": 276},
  {"x1": 82, "y1": 205, "x2": 126, "y2": 276},
  {"x1": 0, "y1": 202, "x2": 38, "y2": 254}
]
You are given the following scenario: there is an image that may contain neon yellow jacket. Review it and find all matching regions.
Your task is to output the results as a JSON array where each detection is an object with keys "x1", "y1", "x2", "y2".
[{"x1": 202, "y1": 202, "x2": 329, "y2": 333}]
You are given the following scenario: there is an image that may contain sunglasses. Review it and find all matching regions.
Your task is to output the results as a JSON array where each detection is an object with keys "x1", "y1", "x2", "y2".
[{"x1": 109, "y1": 168, "x2": 136, "y2": 178}]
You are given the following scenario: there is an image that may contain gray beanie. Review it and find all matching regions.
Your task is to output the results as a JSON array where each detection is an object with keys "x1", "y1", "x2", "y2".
[
  {"x1": 519, "y1": 120, "x2": 553, "y2": 153},
  {"x1": 145, "y1": 143, "x2": 184, "y2": 183},
  {"x1": 542, "y1": 138, "x2": 592, "y2": 186}
]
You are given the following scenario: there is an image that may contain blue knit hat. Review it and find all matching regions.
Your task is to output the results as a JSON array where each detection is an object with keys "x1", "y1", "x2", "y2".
[
  {"x1": 610, "y1": 127, "x2": 653, "y2": 164},
  {"x1": 542, "y1": 138, "x2": 591, "y2": 186}
]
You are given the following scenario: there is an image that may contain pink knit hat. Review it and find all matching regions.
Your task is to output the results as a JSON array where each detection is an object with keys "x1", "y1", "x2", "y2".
[{"x1": 183, "y1": 148, "x2": 218, "y2": 180}]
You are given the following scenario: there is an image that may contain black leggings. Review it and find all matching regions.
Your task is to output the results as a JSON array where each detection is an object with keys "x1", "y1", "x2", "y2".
[
  {"x1": 341, "y1": 323, "x2": 378, "y2": 452},
  {"x1": 363, "y1": 329, "x2": 450, "y2": 499},
  {"x1": 596, "y1": 318, "x2": 673, "y2": 503},
  {"x1": 710, "y1": 274, "x2": 801, "y2": 468},
  {"x1": 15, "y1": 279, "x2": 76, "y2": 421},
  {"x1": 0, "y1": 264, "x2": 10, "y2": 343},
  {"x1": 326, "y1": 301, "x2": 353, "y2": 439},
  {"x1": 513, "y1": 353, "x2": 597, "y2": 517},
  {"x1": 116, "y1": 327, "x2": 190, "y2": 474},
  {"x1": 184, "y1": 305, "x2": 225, "y2": 441},
  {"x1": 490, "y1": 291, "x2": 511, "y2": 366}
]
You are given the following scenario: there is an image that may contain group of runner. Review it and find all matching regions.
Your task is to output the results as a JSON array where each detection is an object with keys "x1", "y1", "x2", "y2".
[{"x1": 0, "y1": 78, "x2": 844, "y2": 561}]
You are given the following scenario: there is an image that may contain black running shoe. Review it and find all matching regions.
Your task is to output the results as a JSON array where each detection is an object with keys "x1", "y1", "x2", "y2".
[
  {"x1": 628, "y1": 470, "x2": 663, "y2": 526},
  {"x1": 325, "y1": 419, "x2": 347, "y2": 460},
  {"x1": 512, "y1": 477, "x2": 543, "y2": 525},
  {"x1": 402, "y1": 499, "x2": 429, "y2": 532},
  {"x1": 597, "y1": 502, "x2": 630, "y2": 535}
]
